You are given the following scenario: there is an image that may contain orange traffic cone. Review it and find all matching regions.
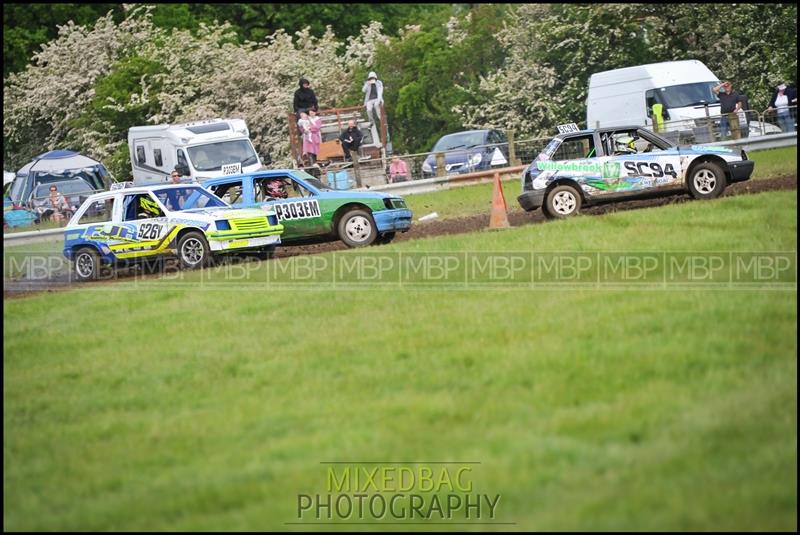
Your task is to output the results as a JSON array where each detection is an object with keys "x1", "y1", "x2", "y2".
[{"x1": 489, "y1": 171, "x2": 510, "y2": 229}]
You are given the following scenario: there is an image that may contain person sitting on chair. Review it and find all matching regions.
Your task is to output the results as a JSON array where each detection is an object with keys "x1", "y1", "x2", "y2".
[{"x1": 339, "y1": 120, "x2": 363, "y2": 162}]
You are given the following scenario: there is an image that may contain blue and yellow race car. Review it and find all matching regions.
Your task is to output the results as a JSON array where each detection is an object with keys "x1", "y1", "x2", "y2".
[{"x1": 64, "y1": 184, "x2": 283, "y2": 281}]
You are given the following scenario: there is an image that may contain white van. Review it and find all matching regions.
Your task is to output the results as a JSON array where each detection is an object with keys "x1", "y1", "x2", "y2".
[
  {"x1": 586, "y1": 60, "x2": 724, "y2": 132},
  {"x1": 128, "y1": 118, "x2": 263, "y2": 185}
]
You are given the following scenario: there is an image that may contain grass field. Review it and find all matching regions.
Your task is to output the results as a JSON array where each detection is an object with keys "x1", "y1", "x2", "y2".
[
  {"x1": 3, "y1": 189, "x2": 796, "y2": 530},
  {"x1": 406, "y1": 146, "x2": 797, "y2": 221}
]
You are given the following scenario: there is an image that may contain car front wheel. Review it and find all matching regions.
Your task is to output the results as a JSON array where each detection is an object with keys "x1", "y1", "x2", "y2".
[
  {"x1": 177, "y1": 231, "x2": 210, "y2": 269},
  {"x1": 543, "y1": 185, "x2": 582, "y2": 219},
  {"x1": 338, "y1": 209, "x2": 377, "y2": 247},
  {"x1": 688, "y1": 162, "x2": 727, "y2": 199}
]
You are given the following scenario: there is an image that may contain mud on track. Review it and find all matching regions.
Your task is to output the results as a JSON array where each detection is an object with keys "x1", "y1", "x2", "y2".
[{"x1": 4, "y1": 175, "x2": 796, "y2": 298}]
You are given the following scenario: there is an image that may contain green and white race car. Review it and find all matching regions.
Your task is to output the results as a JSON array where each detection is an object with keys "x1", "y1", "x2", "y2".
[{"x1": 518, "y1": 125, "x2": 755, "y2": 218}]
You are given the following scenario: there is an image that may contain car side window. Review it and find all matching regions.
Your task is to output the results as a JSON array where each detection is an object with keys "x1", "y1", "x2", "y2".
[
  {"x1": 552, "y1": 135, "x2": 595, "y2": 161},
  {"x1": 78, "y1": 198, "x2": 115, "y2": 225},
  {"x1": 123, "y1": 193, "x2": 163, "y2": 221},
  {"x1": 212, "y1": 183, "x2": 245, "y2": 205},
  {"x1": 254, "y1": 176, "x2": 311, "y2": 202}
]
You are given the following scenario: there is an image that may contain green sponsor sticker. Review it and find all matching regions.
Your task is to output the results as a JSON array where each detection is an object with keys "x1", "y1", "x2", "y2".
[{"x1": 602, "y1": 161, "x2": 620, "y2": 178}]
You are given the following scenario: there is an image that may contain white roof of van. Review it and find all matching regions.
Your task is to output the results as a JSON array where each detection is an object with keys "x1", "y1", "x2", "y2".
[
  {"x1": 128, "y1": 118, "x2": 249, "y2": 144},
  {"x1": 589, "y1": 60, "x2": 719, "y2": 88}
]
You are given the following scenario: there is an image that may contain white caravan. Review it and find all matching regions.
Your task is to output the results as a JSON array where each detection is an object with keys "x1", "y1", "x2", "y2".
[
  {"x1": 585, "y1": 60, "x2": 778, "y2": 136},
  {"x1": 128, "y1": 118, "x2": 262, "y2": 185}
]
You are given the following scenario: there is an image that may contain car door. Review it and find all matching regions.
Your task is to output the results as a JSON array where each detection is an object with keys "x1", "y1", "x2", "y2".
[
  {"x1": 544, "y1": 133, "x2": 617, "y2": 201},
  {"x1": 120, "y1": 192, "x2": 170, "y2": 256},
  {"x1": 607, "y1": 129, "x2": 684, "y2": 193},
  {"x1": 251, "y1": 174, "x2": 327, "y2": 240}
]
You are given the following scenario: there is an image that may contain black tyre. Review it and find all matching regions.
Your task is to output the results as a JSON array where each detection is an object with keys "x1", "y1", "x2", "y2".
[
  {"x1": 543, "y1": 184, "x2": 582, "y2": 219},
  {"x1": 177, "y1": 231, "x2": 210, "y2": 270},
  {"x1": 374, "y1": 232, "x2": 396, "y2": 246},
  {"x1": 73, "y1": 247, "x2": 101, "y2": 282},
  {"x1": 337, "y1": 209, "x2": 377, "y2": 247},
  {"x1": 687, "y1": 161, "x2": 727, "y2": 199}
]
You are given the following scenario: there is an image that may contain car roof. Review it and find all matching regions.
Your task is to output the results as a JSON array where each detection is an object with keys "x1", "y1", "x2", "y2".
[
  {"x1": 438, "y1": 129, "x2": 492, "y2": 139},
  {"x1": 34, "y1": 178, "x2": 93, "y2": 189},
  {"x1": 84, "y1": 183, "x2": 206, "y2": 201},
  {"x1": 554, "y1": 125, "x2": 653, "y2": 139},
  {"x1": 203, "y1": 169, "x2": 302, "y2": 184}
]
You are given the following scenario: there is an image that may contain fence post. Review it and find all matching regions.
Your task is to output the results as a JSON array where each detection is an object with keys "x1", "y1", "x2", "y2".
[
  {"x1": 507, "y1": 129, "x2": 521, "y2": 166},
  {"x1": 436, "y1": 152, "x2": 446, "y2": 177},
  {"x1": 353, "y1": 157, "x2": 362, "y2": 188}
]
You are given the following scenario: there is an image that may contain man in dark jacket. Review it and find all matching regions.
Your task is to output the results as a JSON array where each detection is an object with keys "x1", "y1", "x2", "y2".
[
  {"x1": 338, "y1": 120, "x2": 363, "y2": 161},
  {"x1": 712, "y1": 81, "x2": 742, "y2": 140},
  {"x1": 293, "y1": 78, "x2": 318, "y2": 117}
]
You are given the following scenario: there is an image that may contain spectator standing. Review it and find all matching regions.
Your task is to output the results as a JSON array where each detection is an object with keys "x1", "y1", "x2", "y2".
[
  {"x1": 712, "y1": 81, "x2": 742, "y2": 140},
  {"x1": 362, "y1": 71, "x2": 384, "y2": 146},
  {"x1": 339, "y1": 120, "x2": 363, "y2": 162},
  {"x1": 768, "y1": 82, "x2": 798, "y2": 133},
  {"x1": 388, "y1": 155, "x2": 409, "y2": 183},
  {"x1": 170, "y1": 168, "x2": 182, "y2": 184},
  {"x1": 302, "y1": 108, "x2": 322, "y2": 166},
  {"x1": 293, "y1": 77, "x2": 318, "y2": 117}
]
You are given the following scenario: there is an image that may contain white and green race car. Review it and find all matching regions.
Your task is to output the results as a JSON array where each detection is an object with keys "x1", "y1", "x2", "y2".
[{"x1": 518, "y1": 125, "x2": 755, "y2": 218}]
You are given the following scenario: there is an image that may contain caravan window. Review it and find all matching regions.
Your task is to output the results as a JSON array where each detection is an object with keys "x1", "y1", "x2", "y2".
[
  {"x1": 136, "y1": 146, "x2": 146, "y2": 165},
  {"x1": 154, "y1": 148, "x2": 163, "y2": 167}
]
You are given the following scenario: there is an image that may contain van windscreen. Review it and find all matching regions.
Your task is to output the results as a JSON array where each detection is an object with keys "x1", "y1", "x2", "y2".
[
  {"x1": 655, "y1": 82, "x2": 719, "y2": 108},
  {"x1": 187, "y1": 140, "x2": 258, "y2": 172}
]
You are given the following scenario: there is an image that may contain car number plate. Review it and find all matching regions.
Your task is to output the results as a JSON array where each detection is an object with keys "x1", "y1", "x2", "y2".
[{"x1": 222, "y1": 163, "x2": 242, "y2": 176}]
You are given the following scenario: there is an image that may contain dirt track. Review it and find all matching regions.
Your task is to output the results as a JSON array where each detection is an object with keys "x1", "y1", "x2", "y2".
[{"x1": 4, "y1": 175, "x2": 796, "y2": 298}]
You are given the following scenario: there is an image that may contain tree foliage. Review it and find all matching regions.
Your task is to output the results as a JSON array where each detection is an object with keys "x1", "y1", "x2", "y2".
[
  {"x1": 3, "y1": 3, "x2": 432, "y2": 79},
  {"x1": 3, "y1": 6, "x2": 390, "y2": 178},
  {"x1": 458, "y1": 3, "x2": 798, "y2": 138}
]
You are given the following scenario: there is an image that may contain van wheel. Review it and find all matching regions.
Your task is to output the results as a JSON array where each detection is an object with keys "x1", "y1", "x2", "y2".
[
  {"x1": 338, "y1": 209, "x2": 377, "y2": 247},
  {"x1": 177, "y1": 231, "x2": 210, "y2": 269},
  {"x1": 688, "y1": 162, "x2": 727, "y2": 199},
  {"x1": 73, "y1": 247, "x2": 101, "y2": 282},
  {"x1": 543, "y1": 185, "x2": 582, "y2": 219}
]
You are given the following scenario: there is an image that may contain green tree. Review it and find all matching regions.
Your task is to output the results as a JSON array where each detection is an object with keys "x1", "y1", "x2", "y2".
[{"x1": 369, "y1": 4, "x2": 508, "y2": 154}]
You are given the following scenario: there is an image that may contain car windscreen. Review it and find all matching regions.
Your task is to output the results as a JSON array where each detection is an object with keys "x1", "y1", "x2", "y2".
[
  {"x1": 433, "y1": 132, "x2": 486, "y2": 152},
  {"x1": 9, "y1": 176, "x2": 26, "y2": 202},
  {"x1": 290, "y1": 170, "x2": 328, "y2": 191},
  {"x1": 536, "y1": 139, "x2": 562, "y2": 161},
  {"x1": 153, "y1": 187, "x2": 229, "y2": 210},
  {"x1": 34, "y1": 181, "x2": 93, "y2": 198},
  {"x1": 656, "y1": 82, "x2": 719, "y2": 108},
  {"x1": 187, "y1": 140, "x2": 259, "y2": 172}
]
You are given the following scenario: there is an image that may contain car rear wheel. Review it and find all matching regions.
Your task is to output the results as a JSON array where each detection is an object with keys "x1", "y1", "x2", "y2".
[
  {"x1": 338, "y1": 209, "x2": 377, "y2": 247},
  {"x1": 688, "y1": 162, "x2": 727, "y2": 199},
  {"x1": 543, "y1": 185, "x2": 582, "y2": 219},
  {"x1": 177, "y1": 231, "x2": 210, "y2": 269},
  {"x1": 73, "y1": 247, "x2": 101, "y2": 282}
]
